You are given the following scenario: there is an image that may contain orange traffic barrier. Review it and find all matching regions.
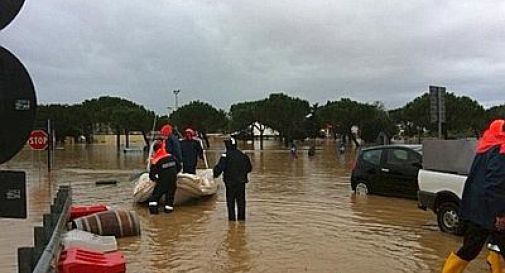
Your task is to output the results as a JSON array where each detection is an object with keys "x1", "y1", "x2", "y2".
[
  {"x1": 58, "y1": 247, "x2": 126, "y2": 273},
  {"x1": 70, "y1": 204, "x2": 108, "y2": 221}
]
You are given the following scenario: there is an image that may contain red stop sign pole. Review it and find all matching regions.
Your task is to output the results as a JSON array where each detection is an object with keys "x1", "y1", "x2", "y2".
[{"x1": 28, "y1": 130, "x2": 48, "y2": 150}]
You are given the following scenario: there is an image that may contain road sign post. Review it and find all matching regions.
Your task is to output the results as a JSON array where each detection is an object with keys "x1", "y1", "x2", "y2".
[{"x1": 47, "y1": 119, "x2": 52, "y2": 172}]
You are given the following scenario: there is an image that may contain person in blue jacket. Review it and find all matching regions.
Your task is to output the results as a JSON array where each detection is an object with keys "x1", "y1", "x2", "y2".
[
  {"x1": 441, "y1": 119, "x2": 505, "y2": 273},
  {"x1": 180, "y1": 128, "x2": 203, "y2": 174},
  {"x1": 213, "y1": 137, "x2": 252, "y2": 221}
]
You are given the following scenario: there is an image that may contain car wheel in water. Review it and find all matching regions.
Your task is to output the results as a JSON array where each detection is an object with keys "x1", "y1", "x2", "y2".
[
  {"x1": 437, "y1": 202, "x2": 463, "y2": 235},
  {"x1": 355, "y1": 182, "x2": 369, "y2": 195}
]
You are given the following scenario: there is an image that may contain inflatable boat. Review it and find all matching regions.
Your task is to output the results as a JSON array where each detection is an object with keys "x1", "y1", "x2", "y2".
[{"x1": 133, "y1": 169, "x2": 218, "y2": 205}]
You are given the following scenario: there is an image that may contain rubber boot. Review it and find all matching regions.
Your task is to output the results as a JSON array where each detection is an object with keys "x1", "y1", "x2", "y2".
[
  {"x1": 149, "y1": 202, "x2": 158, "y2": 214},
  {"x1": 442, "y1": 252, "x2": 468, "y2": 273},
  {"x1": 164, "y1": 205, "x2": 174, "y2": 214},
  {"x1": 487, "y1": 251, "x2": 504, "y2": 273}
]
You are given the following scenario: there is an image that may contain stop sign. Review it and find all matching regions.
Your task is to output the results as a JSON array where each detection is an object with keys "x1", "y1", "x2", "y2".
[{"x1": 28, "y1": 130, "x2": 48, "y2": 150}]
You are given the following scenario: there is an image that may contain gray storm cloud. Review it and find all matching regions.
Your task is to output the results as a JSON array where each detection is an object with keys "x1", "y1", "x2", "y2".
[{"x1": 2, "y1": 0, "x2": 504, "y2": 113}]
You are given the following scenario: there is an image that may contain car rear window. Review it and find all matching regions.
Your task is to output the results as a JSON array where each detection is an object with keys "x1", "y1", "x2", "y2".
[{"x1": 362, "y1": 149, "x2": 382, "y2": 165}]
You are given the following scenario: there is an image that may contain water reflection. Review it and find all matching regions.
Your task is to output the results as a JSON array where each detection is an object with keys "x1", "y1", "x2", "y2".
[{"x1": 219, "y1": 223, "x2": 251, "y2": 273}]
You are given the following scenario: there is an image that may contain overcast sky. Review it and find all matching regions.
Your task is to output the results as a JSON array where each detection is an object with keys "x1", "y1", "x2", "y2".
[{"x1": 1, "y1": 0, "x2": 504, "y2": 114}]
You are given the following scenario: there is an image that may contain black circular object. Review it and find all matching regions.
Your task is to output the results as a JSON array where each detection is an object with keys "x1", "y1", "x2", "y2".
[
  {"x1": 0, "y1": 0, "x2": 25, "y2": 30},
  {"x1": 0, "y1": 46, "x2": 36, "y2": 164}
]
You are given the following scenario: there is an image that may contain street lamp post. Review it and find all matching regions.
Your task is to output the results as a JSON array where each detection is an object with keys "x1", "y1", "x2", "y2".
[{"x1": 173, "y1": 89, "x2": 180, "y2": 110}]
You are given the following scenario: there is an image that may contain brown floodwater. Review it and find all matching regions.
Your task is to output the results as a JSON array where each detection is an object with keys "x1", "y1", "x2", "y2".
[{"x1": 0, "y1": 139, "x2": 492, "y2": 272}]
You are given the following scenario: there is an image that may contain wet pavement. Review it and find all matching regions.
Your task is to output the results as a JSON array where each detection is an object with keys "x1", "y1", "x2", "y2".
[{"x1": 0, "y1": 139, "x2": 492, "y2": 272}]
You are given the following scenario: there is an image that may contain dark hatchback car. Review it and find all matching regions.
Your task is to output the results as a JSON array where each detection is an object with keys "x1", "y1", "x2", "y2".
[{"x1": 351, "y1": 145, "x2": 422, "y2": 199}]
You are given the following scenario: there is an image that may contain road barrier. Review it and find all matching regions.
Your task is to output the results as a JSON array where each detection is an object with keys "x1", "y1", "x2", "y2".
[{"x1": 17, "y1": 186, "x2": 72, "y2": 273}]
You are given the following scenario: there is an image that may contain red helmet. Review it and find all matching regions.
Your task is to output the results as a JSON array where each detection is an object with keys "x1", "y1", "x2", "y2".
[
  {"x1": 185, "y1": 128, "x2": 195, "y2": 139},
  {"x1": 477, "y1": 119, "x2": 505, "y2": 154},
  {"x1": 160, "y1": 124, "x2": 172, "y2": 137}
]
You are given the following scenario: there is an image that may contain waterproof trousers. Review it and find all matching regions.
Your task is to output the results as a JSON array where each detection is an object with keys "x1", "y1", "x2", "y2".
[
  {"x1": 456, "y1": 222, "x2": 505, "y2": 261},
  {"x1": 225, "y1": 183, "x2": 246, "y2": 221},
  {"x1": 148, "y1": 175, "x2": 177, "y2": 208}
]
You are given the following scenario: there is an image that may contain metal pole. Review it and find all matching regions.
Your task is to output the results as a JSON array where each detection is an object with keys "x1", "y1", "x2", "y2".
[
  {"x1": 438, "y1": 90, "x2": 442, "y2": 139},
  {"x1": 47, "y1": 120, "x2": 51, "y2": 173},
  {"x1": 173, "y1": 89, "x2": 180, "y2": 110}
]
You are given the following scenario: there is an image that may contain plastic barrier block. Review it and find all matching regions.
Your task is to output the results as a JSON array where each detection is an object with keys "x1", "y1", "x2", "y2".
[
  {"x1": 70, "y1": 205, "x2": 108, "y2": 221},
  {"x1": 62, "y1": 230, "x2": 118, "y2": 253},
  {"x1": 58, "y1": 247, "x2": 126, "y2": 273}
]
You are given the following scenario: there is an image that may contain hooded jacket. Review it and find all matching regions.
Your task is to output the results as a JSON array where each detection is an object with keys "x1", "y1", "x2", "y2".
[
  {"x1": 476, "y1": 119, "x2": 505, "y2": 154},
  {"x1": 213, "y1": 138, "x2": 252, "y2": 186},
  {"x1": 149, "y1": 144, "x2": 180, "y2": 182},
  {"x1": 461, "y1": 119, "x2": 505, "y2": 229},
  {"x1": 160, "y1": 124, "x2": 182, "y2": 166},
  {"x1": 180, "y1": 136, "x2": 203, "y2": 169}
]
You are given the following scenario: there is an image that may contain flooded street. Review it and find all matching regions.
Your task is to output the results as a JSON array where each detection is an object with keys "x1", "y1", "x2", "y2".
[{"x1": 0, "y1": 140, "x2": 491, "y2": 272}]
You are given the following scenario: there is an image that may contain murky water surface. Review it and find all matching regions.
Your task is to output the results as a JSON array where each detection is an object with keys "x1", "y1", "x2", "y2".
[{"x1": 0, "y1": 139, "x2": 491, "y2": 272}]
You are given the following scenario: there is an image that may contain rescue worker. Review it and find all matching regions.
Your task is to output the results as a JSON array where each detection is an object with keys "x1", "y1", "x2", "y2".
[
  {"x1": 289, "y1": 140, "x2": 298, "y2": 159},
  {"x1": 308, "y1": 144, "x2": 316, "y2": 157},
  {"x1": 339, "y1": 143, "x2": 346, "y2": 154},
  {"x1": 180, "y1": 128, "x2": 203, "y2": 174},
  {"x1": 160, "y1": 123, "x2": 182, "y2": 170},
  {"x1": 441, "y1": 119, "x2": 505, "y2": 273},
  {"x1": 213, "y1": 137, "x2": 252, "y2": 221},
  {"x1": 148, "y1": 141, "x2": 181, "y2": 214}
]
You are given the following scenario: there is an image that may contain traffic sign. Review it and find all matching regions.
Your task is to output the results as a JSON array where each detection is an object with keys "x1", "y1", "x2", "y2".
[
  {"x1": 28, "y1": 130, "x2": 48, "y2": 150},
  {"x1": 0, "y1": 171, "x2": 26, "y2": 219},
  {"x1": 0, "y1": 0, "x2": 25, "y2": 30},
  {"x1": 429, "y1": 85, "x2": 447, "y2": 139},
  {"x1": 0, "y1": 47, "x2": 37, "y2": 164},
  {"x1": 429, "y1": 86, "x2": 446, "y2": 123}
]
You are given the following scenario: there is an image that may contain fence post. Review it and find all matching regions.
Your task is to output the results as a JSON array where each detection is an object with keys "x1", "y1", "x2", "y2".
[{"x1": 17, "y1": 247, "x2": 34, "y2": 273}]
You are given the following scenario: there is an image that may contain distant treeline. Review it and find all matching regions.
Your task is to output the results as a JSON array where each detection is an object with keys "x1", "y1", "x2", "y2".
[{"x1": 35, "y1": 92, "x2": 504, "y2": 146}]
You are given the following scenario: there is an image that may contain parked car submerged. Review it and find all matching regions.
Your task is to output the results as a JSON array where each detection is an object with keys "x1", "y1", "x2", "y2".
[{"x1": 351, "y1": 145, "x2": 423, "y2": 199}]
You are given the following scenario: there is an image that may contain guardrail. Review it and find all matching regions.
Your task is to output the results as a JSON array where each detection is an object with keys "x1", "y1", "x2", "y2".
[{"x1": 17, "y1": 185, "x2": 72, "y2": 273}]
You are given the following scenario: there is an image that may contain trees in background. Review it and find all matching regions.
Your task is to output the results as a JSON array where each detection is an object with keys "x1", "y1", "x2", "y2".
[
  {"x1": 229, "y1": 99, "x2": 268, "y2": 147},
  {"x1": 486, "y1": 104, "x2": 505, "y2": 124},
  {"x1": 168, "y1": 100, "x2": 228, "y2": 136},
  {"x1": 318, "y1": 98, "x2": 395, "y2": 145},
  {"x1": 36, "y1": 96, "x2": 154, "y2": 147},
  {"x1": 229, "y1": 93, "x2": 312, "y2": 148},
  {"x1": 390, "y1": 92, "x2": 487, "y2": 138},
  {"x1": 36, "y1": 92, "x2": 504, "y2": 147},
  {"x1": 82, "y1": 96, "x2": 155, "y2": 147},
  {"x1": 262, "y1": 93, "x2": 311, "y2": 145},
  {"x1": 35, "y1": 104, "x2": 92, "y2": 144}
]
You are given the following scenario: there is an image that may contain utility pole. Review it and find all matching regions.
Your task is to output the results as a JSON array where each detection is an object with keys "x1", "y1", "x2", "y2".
[
  {"x1": 173, "y1": 89, "x2": 180, "y2": 110},
  {"x1": 437, "y1": 90, "x2": 442, "y2": 139}
]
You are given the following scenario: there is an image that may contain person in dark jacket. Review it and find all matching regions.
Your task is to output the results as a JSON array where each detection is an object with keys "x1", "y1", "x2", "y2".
[
  {"x1": 160, "y1": 124, "x2": 182, "y2": 170},
  {"x1": 180, "y1": 128, "x2": 203, "y2": 174},
  {"x1": 148, "y1": 141, "x2": 181, "y2": 214},
  {"x1": 213, "y1": 137, "x2": 252, "y2": 221},
  {"x1": 441, "y1": 119, "x2": 505, "y2": 273}
]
